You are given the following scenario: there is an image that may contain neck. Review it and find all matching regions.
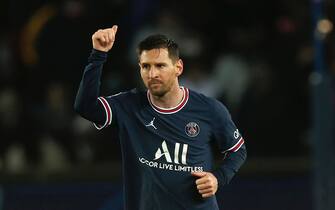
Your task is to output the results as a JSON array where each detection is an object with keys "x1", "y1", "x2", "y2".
[{"x1": 149, "y1": 84, "x2": 183, "y2": 109}]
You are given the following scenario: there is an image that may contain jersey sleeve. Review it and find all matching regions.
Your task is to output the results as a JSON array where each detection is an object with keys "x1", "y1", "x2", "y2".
[
  {"x1": 74, "y1": 49, "x2": 134, "y2": 130},
  {"x1": 211, "y1": 100, "x2": 245, "y2": 153},
  {"x1": 92, "y1": 96, "x2": 113, "y2": 130},
  {"x1": 92, "y1": 92, "x2": 127, "y2": 130},
  {"x1": 211, "y1": 99, "x2": 247, "y2": 187},
  {"x1": 74, "y1": 49, "x2": 108, "y2": 127}
]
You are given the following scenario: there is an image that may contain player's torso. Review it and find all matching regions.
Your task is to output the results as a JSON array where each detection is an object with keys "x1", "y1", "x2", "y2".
[
  {"x1": 116, "y1": 88, "x2": 219, "y2": 210},
  {"x1": 119, "y1": 88, "x2": 214, "y2": 173}
]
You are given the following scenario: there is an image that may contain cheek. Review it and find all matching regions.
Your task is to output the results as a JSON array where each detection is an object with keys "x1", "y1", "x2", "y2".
[
  {"x1": 139, "y1": 70, "x2": 145, "y2": 78},
  {"x1": 164, "y1": 71, "x2": 176, "y2": 85},
  {"x1": 140, "y1": 71, "x2": 148, "y2": 84}
]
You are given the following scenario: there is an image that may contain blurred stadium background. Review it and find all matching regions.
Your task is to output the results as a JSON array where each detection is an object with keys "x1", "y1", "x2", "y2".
[{"x1": 0, "y1": 0, "x2": 334, "y2": 209}]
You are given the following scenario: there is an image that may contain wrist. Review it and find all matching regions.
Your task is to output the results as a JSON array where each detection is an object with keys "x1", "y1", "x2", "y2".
[{"x1": 88, "y1": 49, "x2": 108, "y2": 63}]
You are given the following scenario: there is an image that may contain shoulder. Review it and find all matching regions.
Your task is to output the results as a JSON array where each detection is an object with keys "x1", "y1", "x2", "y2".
[
  {"x1": 106, "y1": 88, "x2": 146, "y2": 100},
  {"x1": 102, "y1": 88, "x2": 147, "y2": 115},
  {"x1": 188, "y1": 88, "x2": 226, "y2": 109},
  {"x1": 188, "y1": 88, "x2": 230, "y2": 118},
  {"x1": 102, "y1": 88, "x2": 147, "y2": 109}
]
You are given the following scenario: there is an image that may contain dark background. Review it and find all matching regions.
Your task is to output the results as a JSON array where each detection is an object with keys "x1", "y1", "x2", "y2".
[{"x1": 0, "y1": 0, "x2": 334, "y2": 210}]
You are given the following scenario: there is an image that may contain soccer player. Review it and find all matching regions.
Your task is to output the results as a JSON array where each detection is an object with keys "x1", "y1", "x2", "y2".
[{"x1": 74, "y1": 25, "x2": 247, "y2": 210}]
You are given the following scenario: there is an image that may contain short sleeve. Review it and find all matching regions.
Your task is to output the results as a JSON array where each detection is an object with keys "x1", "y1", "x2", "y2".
[{"x1": 211, "y1": 100, "x2": 245, "y2": 153}]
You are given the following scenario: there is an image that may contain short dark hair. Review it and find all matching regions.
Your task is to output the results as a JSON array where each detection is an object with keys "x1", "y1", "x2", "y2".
[{"x1": 137, "y1": 34, "x2": 179, "y2": 63}]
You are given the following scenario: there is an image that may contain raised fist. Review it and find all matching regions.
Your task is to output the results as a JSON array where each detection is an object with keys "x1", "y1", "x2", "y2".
[{"x1": 92, "y1": 25, "x2": 118, "y2": 52}]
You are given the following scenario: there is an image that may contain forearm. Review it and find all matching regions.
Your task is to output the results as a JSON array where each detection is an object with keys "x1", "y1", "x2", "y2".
[
  {"x1": 212, "y1": 144, "x2": 247, "y2": 187},
  {"x1": 74, "y1": 49, "x2": 107, "y2": 124}
]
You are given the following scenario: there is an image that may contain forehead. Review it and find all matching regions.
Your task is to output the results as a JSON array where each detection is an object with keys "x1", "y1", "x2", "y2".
[{"x1": 139, "y1": 48, "x2": 171, "y2": 63}]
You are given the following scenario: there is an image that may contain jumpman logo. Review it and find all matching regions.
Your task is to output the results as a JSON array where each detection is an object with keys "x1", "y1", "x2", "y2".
[{"x1": 146, "y1": 117, "x2": 157, "y2": 130}]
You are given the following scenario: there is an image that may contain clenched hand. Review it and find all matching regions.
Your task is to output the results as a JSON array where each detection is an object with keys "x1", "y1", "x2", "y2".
[
  {"x1": 192, "y1": 172, "x2": 218, "y2": 198},
  {"x1": 92, "y1": 25, "x2": 118, "y2": 52}
]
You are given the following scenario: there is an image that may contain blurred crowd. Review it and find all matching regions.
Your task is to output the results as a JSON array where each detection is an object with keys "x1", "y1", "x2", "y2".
[{"x1": 0, "y1": 0, "x2": 333, "y2": 174}]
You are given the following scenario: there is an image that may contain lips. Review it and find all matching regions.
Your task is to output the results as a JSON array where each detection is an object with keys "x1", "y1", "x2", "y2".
[
  {"x1": 149, "y1": 83, "x2": 162, "y2": 90},
  {"x1": 148, "y1": 80, "x2": 163, "y2": 86}
]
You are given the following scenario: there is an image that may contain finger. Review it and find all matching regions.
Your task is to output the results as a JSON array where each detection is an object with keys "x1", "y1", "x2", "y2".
[
  {"x1": 202, "y1": 192, "x2": 215, "y2": 198},
  {"x1": 197, "y1": 183, "x2": 210, "y2": 190},
  {"x1": 195, "y1": 174, "x2": 212, "y2": 185},
  {"x1": 96, "y1": 30, "x2": 104, "y2": 41},
  {"x1": 103, "y1": 33, "x2": 109, "y2": 43},
  {"x1": 112, "y1": 25, "x2": 118, "y2": 34},
  {"x1": 192, "y1": 172, "x2": 207, "y2": 178},
  {"x1": 196, "y1": 176, "x2": 210, "y2": 185},
  {"x1": 195, "y1": 177, "x2": 208, "y2": 185},
  {"x1": 199, "y1": 188, "x2": 213, "y2": 194},
  {"x1": 108, "y1": 31, "x2": 114, "y2": 43},
  {"x1": 106, "y1": 26, "x2": 117, "y2": 35},
  {"x1": 92, "y1": 31, "x2": 99, "y2": 40},
  {"x1": 105, "y1": 32, "x2": 110, "y2": 43},
  {"x1": 97, "y1": 33, "x2": 105, "y2": 43},
  {"x1": 111, "y1": 27, "x2": 118, "y2": 41}
]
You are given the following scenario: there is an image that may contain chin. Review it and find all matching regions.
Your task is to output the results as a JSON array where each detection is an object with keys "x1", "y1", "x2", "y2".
[{"x1": 149, "y1": 88, "x2": 166, "y2": 97}]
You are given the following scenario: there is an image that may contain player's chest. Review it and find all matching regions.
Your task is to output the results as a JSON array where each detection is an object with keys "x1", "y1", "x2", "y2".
[
  {"x1": 128, "y1": 110, "x2": 215, "y2": 168},
  {"x1": 134, "y1": 109, "x2": 212, "y2": 145}
]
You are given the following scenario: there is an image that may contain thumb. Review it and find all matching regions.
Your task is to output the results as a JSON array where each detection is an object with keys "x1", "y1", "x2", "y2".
[
  {"x1": 112, "y1": 25, "x2": 118, "y2": 34},
  {"x1": 191, "y1": 171, "x2": 207, "y2": 178}
]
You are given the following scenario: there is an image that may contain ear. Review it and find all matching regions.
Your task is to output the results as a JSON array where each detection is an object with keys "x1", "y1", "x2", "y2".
[{"x1": 175, "y1": 59, "x2": 183, "y2": 77}]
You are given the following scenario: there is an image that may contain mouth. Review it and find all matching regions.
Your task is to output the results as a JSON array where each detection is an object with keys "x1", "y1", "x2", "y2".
[
  {"x1": 150, "y1": 82, "x2": 161, "y2": 86},
  {"x1": 149, "y1": 84, "x2": 162, "y2": 90},
  {"x1": 148, "y1": 80, "x2": 163, "y2": 87}
]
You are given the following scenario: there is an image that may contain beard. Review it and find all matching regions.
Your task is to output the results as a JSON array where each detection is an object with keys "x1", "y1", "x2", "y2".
[
  {"x1": 147, "y1": 79, "x2": 173, "y2": 97},
  {"x1": 148, "y1": 83, "x2": 167, "y2": 97}
]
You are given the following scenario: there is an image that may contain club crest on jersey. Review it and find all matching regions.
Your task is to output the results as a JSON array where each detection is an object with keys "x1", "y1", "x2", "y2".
[{"x1": 185, "y1": 122, "x2": 200, "y2": 137}]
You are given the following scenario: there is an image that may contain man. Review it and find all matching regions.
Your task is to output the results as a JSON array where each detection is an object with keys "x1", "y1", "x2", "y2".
[{"x1": 74, "y1": 25, "x2": 246, "y2": 210}]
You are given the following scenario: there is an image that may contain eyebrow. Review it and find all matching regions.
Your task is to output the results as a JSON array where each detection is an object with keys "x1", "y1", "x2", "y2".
[{"x1": 140, "y1": 62, "x2": 167, "y2": 65}]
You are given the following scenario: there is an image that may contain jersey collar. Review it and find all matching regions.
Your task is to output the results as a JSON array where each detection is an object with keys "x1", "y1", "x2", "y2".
[{"x1": 147, "y1": 87, "x2": 189, "y2": 114}]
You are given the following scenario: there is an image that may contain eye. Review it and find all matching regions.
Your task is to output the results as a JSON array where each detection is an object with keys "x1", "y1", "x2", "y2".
[
  {"x1": 156, "y1": 64, "x2": 166, "y2": 69},
  {"x1": 142, "y1": 64, "x2": 150, "y2": 69}
]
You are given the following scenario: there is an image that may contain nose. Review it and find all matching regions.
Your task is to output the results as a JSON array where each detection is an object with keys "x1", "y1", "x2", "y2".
[{"x1": 149, "y1": 67, "x2": 159, "y2": 79}]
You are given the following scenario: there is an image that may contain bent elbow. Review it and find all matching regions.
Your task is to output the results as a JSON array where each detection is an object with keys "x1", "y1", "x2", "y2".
[{"x1": 74, "y1": 99, "x2": 85, "y2": 116}]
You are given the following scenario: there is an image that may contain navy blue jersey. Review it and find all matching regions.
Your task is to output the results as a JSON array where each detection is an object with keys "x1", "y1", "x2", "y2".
[{"x1": 74, "y1": 49, "x2": 247, "y2": 210}]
